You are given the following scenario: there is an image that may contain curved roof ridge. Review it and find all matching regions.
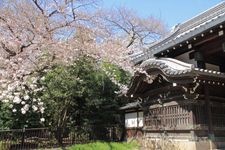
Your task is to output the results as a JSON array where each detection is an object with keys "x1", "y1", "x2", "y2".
[
  {"x1": 141, "y1": 57, "x2": 194, "y2": 71},
  {"x1": 140, "y1": 58, "x2": 225, "y2": 79}
]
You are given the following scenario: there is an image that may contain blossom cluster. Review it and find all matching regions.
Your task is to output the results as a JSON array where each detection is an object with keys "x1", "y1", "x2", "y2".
[{"x1": 0, "y1": 75, "x2": 46, "y2": 122}]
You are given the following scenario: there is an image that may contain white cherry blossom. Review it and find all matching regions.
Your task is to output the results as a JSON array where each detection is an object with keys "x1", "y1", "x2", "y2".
[
  {"x1": 40, "y1": 118, "x2": 45, "y2": 122},
  {"x1": 21, "y1": 108, "x2": 26, "y2": 114},
  {"x1": 24, "y1": 95, "x2": 29, "y2": 100},
  {"x1": 13, "y1": 96, "x2": 22, "y2": 104},
  {"x1": 40, "y1": 107, "x2": 45, "y2": 114},
  {"x1": 23, "y1": 104, "x2": 30, "y2": 111},
  {"x1": 32, "y1": 105, "x2": 38, "y2": 112}
]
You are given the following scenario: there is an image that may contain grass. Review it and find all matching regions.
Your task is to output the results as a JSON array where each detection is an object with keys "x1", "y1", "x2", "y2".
[
  {"x1": 0, "y1": 141, "x2": 11, "y2": 150},
  {"x1": 67, "y1": 141, "x2": 139, "y2": 150},
  {"x1": 0, "y1": 142, "x2": 3, "y2": 150}
]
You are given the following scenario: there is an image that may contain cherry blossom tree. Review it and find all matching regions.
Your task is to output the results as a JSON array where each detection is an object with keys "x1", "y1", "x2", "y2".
[
  {"x1": 0, "y1": 0, "x2": 167, "y2": 125},
  {"x1": 0, "y1": 0, "x2": 100, "y2": 122}
]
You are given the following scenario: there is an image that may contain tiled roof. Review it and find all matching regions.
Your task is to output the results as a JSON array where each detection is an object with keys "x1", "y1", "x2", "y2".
[
  {"x1": 141, "y1": 58, "x2": 225, "y2": 81},
  {"x1": 132, "y1": 2, "x2": 225, "y2": 64},
  {"x1": 126, "y1": 58, "x2": 225, "y2": 97},
  {"x1": 120, "y1": 101, "x2": 141, "y2": 110}
]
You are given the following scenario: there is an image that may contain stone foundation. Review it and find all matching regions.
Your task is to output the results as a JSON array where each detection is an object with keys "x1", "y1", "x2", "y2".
[
  {"x1": 137, "y1": 137, "x2": 225, "y2": 150},
  {"x1": 125, "y1": 131, "x2": 225, "y2": 150},
  {"x1": 125, "y1": 128, "x2": 143, "y2": 139}
]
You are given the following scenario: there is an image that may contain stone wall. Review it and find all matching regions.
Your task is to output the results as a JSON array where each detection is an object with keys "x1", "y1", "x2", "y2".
[
  {"x1": 138, "y1": 137, "x2": 225, "y2": 150},
  {"x1": 130, "y1": 131, "x2": 225, "y2": 150}
]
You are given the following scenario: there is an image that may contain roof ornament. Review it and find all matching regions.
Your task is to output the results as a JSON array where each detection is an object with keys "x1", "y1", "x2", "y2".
[
  {"x1": 182, "y1": 82, "x2": 200, "y2": 100},
  {"x1": 171, "y1": 23, "x2": 180, "y2": 32}
]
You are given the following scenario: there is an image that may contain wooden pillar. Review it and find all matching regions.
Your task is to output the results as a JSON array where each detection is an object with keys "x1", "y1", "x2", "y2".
[
  {"x1": 189, "y1": 104, "x2": 197, "y2": 141},
  {"x1": 189, "y1": 104, "x2": 195, "y2": 127},
  {"x1": 137, "y1": 110, "x2": 139, "y2": 128},
  {"x1": 204, "y1": 85, "x2": 214, "y2": 139}
]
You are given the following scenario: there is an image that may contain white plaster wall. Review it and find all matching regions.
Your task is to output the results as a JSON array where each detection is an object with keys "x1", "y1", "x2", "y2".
[{"x1": 125, "y1": 112, "x2": 143, "y2": 128}]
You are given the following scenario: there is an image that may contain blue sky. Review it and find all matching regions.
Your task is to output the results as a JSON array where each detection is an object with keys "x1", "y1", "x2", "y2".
[{"x1": 101, "y1": 0, "x2": 223, "y2": 28}]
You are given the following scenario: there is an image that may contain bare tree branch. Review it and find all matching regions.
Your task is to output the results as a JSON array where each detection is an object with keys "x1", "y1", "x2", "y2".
[
  {"x1": 32, "y1": 0, "x2": 45, "y2": 15},
  {"x1": 0, "y1": 42, "x2": 16, "y2": 57}
]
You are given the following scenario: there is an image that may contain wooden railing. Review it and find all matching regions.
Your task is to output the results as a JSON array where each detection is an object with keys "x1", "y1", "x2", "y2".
[
  {"x1": 144, "y1": 104, "x2": 192, "y2": 130},
  {"x1": 144, "y1": 102, "x2": 225, "y2": 131}
]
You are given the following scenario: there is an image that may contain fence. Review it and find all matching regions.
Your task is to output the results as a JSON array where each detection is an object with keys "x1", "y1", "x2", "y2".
[{"x1": 0, "y1": 125, "x2": 124, "y2": 150}]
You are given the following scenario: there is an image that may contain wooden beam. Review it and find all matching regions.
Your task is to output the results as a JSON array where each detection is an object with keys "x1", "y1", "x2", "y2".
[
  {"x1": 194, "y1": 34, "x2": 219, "y2": 47},
  {"x1": 206, "y1": 55, "x2": 225, "y2": 66},
  {"x1": 135, "y1": 85, "x2": 181, "y2": 98},
  {"x1": 199, "y1": 36, "x2": 225, "y2": 54}
]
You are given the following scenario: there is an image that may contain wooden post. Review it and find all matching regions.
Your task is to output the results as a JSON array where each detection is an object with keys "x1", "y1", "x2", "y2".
[
  {"x1": 204, "y1": 85, "x2": 214, "y2": 140},
  {"x1": 137, "y1": 110, "x2": 139, "y2": 128},
  {"x1": 21, "y1": 127, "x2": 25, "y2": 147},
  {"x1": 189, "y1": 104, "x2": 195, "y2": 128},
  {"x1": 136, "y1": 110, "x2": 139, "y2": 138},
  {"x1": 189, "y1": 104, "x2": 197, "y2": 141}
]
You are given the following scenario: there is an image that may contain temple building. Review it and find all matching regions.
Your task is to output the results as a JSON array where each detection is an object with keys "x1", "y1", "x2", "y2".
[{"x1": 121, "y1": 2, "x2": 225, "y2": 150}]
